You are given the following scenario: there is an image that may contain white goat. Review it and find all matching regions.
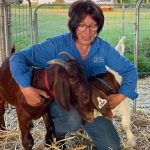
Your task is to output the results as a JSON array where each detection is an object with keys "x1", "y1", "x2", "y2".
[
  {"x1": 111, "y1": 36, "x2": 135, "y2": 147},
  {"x1": 94, "y1": 36, "x2": 136, "y2": 147}
]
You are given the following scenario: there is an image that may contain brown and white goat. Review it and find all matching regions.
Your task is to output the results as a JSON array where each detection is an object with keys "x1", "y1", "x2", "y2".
[
  {"x1": 0, "y1": 51, "x2": 93, "y2": 150},
  {"x1": 112, "y1": 36, "x2": 135, "y2": 147},
  {"x1": 90, "y1": 37, "x2": 135, "y2": 147}
]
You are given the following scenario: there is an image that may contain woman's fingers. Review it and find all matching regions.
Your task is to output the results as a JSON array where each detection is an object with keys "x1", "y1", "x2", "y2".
[{"x1": 19, "y1": 85, "x2": 49, "y2": 106}]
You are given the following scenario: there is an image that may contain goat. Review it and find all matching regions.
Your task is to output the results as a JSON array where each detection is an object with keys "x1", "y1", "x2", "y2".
[
  {"x1": 90, "y1": 37, "x2": 135, "y2": 147},
  {"x1": 0, "y1": 49, "x2": 93, "y2": 150},
  {"x1": 111, "y1": 36, "x2": 135, "y2": 147}
]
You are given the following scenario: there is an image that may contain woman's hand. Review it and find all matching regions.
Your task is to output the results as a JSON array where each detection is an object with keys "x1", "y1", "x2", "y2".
[
  {"x1": 107, "y1": 93, "x2": 126, "y2": 109},
  {"x1": 19, "y1": 85, "x2": 50, "y2": 106}
]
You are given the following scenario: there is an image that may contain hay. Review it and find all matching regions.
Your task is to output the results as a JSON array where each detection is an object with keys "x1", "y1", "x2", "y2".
[
  {"x1": 113, "y1": 109, "x2": 150, "y2": 150},
  {"x1": 0, "y1": 107, "x2": 149, "y2": 150}
]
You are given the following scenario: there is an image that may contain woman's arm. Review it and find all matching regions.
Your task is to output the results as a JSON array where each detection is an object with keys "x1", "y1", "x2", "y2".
[
  {"x1": 9, "y1": 39, "x2": 56, "y2": 87},
  {"x1": 9, "y1": 38, "x2": 57, "y2": 106},
  {"x1": 103, "y1": 44, "x2": 138, "y2": 100}
]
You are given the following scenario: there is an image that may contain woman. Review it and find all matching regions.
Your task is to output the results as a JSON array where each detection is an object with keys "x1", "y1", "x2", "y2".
[{"x1": 9, "y1": 0, "x2": 138, "y2": 149}]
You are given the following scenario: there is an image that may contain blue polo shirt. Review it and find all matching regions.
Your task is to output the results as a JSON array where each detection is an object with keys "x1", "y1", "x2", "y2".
[{"x1": 9, "y1": 33, "x2": 138, "y2": 99}]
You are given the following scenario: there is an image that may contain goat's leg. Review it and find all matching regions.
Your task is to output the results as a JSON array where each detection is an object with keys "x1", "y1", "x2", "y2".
[
  {"x1": 0, "y1": 97, "x2": 6, "y2": 130},
  {"x1": 42, "y1": 110, "x2": 54, "y2": 146},
  {"x1": 120, "y1": 101, "x2": 136, "y2": 147},
  {"x1": 121, "y1": 114, "x2": 136, "y2": 147},
  {"x1": 16, "y1": 108, "x2": 34, "y2": 150}
]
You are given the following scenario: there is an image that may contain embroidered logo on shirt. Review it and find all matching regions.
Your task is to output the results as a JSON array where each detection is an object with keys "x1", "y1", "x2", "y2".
[
  {"x1": 97, "y1": 97, "x2": 107, "y2": 109},
  {"x1": 94, "y1": 57, "x2": 104, "y2": 63}
]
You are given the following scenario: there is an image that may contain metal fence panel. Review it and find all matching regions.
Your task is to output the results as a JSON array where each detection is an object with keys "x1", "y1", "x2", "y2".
[
  {"x1": 32, "y1": 4, "x2": 69, "y2": 44},
  {"x1": 11, "y1": 0, "x2": 32, "y2": 50},
  {"x1": 136, "y1": 3, "x2": 150, "y2": 110}
]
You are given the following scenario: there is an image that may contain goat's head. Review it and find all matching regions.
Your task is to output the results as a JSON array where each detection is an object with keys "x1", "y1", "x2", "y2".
[
  {"x1": 88, "y1": 71, "x2": 120, "y2": 119},
  {"x1": 48, "y1": 52, "x2": 91, "y2": 115}
]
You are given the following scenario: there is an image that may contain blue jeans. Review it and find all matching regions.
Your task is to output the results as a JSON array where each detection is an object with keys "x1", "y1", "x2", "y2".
[{"x1": 49, "y1": 101, "x2": 120, "y2": 150}]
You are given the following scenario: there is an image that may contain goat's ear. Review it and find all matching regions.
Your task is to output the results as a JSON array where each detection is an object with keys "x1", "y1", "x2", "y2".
[
  {"x1": 53, "y1": 77, "x2": 70, "y2": 111},
  {"x1": 91, "y1": 85, "x2": 113, "y2": 119},
  {"x1": 91, "y1": 85, "x2": 107, "y2": 110}
]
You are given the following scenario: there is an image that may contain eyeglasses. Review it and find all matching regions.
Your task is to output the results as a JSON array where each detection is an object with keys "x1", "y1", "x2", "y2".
[{"x1": 78, "y1": 24, "x2": 98, "y2": 32}]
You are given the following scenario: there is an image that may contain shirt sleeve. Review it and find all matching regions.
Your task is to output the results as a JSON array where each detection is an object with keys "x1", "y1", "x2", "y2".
[
  {"x1": 103, "y1": 43, "x2": 138, "y2": 100},
  {"x1": 9, "y1": 38, "x2": 57, "y2": 87}
]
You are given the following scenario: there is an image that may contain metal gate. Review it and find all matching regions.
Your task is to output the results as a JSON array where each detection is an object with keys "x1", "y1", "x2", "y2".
[
  {"x1": 11, "y1": 0, "x2": 33, "y2": 50},
  {"x1": 0, "y1": 0, "x2": 32, "y2": 65}
]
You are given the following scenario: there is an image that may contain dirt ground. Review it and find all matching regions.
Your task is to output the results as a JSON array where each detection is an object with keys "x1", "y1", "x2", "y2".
[{"x1": 137, "y1": 77, "x2": 150, "y2": 110}]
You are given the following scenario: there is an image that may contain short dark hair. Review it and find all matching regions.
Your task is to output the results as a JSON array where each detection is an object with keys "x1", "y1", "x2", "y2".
[{"x1": 68, "y1": 0, "x2": 104, "y2": 39}]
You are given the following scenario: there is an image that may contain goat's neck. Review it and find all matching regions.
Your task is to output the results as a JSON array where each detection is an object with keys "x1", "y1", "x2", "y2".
[{"x1": 32, "y1": 68, "x2": 53, "y2": 93}]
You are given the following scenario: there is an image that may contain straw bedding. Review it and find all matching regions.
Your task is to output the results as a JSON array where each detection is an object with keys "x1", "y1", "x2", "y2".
[{"x1": 0, "y1": 107, "x2": 149, "y2": 150}]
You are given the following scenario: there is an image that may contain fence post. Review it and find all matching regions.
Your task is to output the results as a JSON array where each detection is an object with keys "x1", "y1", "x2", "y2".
[
  {"x1": 32, "y1": 9, "x2": 38, "y2": 44},
  {"x1": 122, "y1": 3, "x2": 125, "y2": 36},
  {"x1": 33, "y1": 4, "x2": 49, "y2": 44},
  {"x1": 0, "y1": 2, "x2": 4, "y2": 64},
  {"x1": 134, "y1": 0, "x2": 143, "y2": 112},
  {"x1": 2, "y1": 0, "x2": 12, "y2": 57},
  {"x1": 27, "y1": 0, "x2": 33, "y2": 45}
]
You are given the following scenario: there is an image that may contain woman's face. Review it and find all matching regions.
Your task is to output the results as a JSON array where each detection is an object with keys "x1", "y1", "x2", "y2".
[{"x1": 76, "y1": 15, "x2": 97, "y2": 46}]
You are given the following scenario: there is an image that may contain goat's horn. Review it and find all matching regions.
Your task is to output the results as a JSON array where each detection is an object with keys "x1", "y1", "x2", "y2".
[
  {"x1": 59, "y1": 52, "x2": 76, "y2": 60},
  {"x1": 47, "y1": 59, "x2": 70, "y2": 71}
]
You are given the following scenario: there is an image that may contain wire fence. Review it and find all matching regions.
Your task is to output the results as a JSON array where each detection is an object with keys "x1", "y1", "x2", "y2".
[{"x1": 11, "y1": 0, "x2": 33, "y2": 50}]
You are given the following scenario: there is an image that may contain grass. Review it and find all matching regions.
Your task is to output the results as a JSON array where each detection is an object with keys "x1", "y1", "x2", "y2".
[{"x1": 11, "y1": 7, "x2": 149, "y2": 48}]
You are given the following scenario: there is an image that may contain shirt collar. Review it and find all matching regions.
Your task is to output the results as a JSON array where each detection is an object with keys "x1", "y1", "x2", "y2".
[
  {"x1": 86, "y1": 36, "x2": 101, "y2": 60},
  {"x1": 69, "y1": 33, "x2": 101, "y2": 61}
]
